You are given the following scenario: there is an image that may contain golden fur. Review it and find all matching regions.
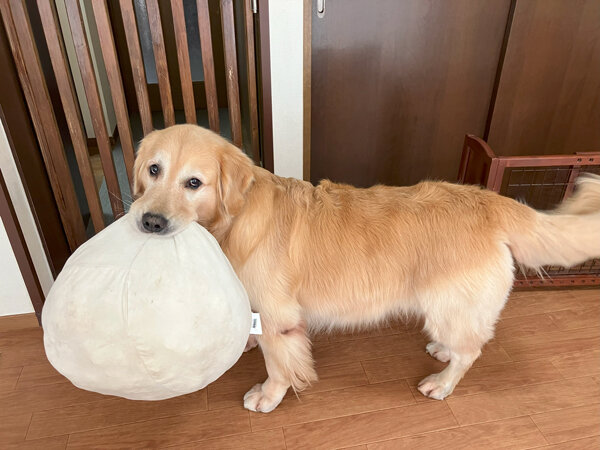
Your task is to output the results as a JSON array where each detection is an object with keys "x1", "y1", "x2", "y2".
[{"x1": 131, "y1": 124, "x2": 600, "y2": 412}]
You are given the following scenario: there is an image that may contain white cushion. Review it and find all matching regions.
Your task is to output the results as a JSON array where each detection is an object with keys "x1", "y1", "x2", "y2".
[{"x1": 42, "y1": 215, "x2": 251, "y2": 400}]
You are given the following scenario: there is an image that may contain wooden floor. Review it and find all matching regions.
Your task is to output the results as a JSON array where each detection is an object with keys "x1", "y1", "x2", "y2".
[{"x1": 1, "y1": 288, "x2": 599, "y2": 449}]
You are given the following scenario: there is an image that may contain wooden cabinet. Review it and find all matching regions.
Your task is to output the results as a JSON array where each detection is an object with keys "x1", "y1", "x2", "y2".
[{"x1": 310, "y1": 0, "x2": 600, "y2": 187}]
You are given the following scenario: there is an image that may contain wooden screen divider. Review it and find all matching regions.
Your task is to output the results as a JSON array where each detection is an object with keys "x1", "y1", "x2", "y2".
[
  {"x1": 172, "y1": 0, "x2": 196, "y2": 124},
  {"x1": 91, "y1": 0, "x2": 136, "y2": 191},
  {"x1": 1, "y1": 0, "x2": 260, "y2": 256},
  {"x1": 146, "y1": 0, "x2": 175, "y2": 127},
  {"x1": 0, "y1": 0, "x2": 87, "y2": 250},
  {"x1": 458, "y1": 134, "x2": 600, "y2": 288},
  {"x1": 37, "y1": 0, "x2": 105, "y2": 233},
  {"x1": 119, "y1": 0, "x2": 153, "y2": 136},
  {"x1": 65, "y1": 0, "x2": 124, "y2": 218}
]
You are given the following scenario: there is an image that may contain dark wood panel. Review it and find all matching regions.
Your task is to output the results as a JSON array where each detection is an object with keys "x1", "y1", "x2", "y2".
[
  {"x1": 487, "y1": 0, "x2": 600, "y2": 156},
  {"x1": 310, "y1": 0, "x2": 511, "y2": 187}
]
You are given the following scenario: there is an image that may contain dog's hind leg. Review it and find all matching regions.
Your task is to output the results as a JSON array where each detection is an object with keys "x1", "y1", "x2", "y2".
[
  {"x1": 417, "y1": 248, "x2": 514, "y2": 400},
  {"x1": 418, "y1": 345, "x2": 482, "y2": 400}
]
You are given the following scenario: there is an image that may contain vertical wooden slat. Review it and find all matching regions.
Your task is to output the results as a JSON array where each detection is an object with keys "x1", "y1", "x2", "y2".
[
  {"x1": 91, "y1": 0, "x2": 136, "y2": 189},
  {"x1": 302, "y1": 0, "x2": 311, "y2": 180},
  {"x1": 171, "y1": 0, "x2": 196, "y2": 124},
  {"x1": 119, "y1": 0, "x2": 153, "y2": 136},
  {"x1": 197, "y1": 0, "x2": 219, "y2": 132},
  {"x1": 146, "y1": 0, "x2": 175, "y2": 127},
  {"x1": 37, "y1": 0, "x2": 105, "y2": 233},
  {"x1": 65, "y1": 0, "x2": 124, "y2": 218},
  {"x1": 257, "y1": 0, "x2": 273, "y2": 172},
  {"x1": 1, "y1": 0, "x2": 86, "y2": 250},
  {"x1": 244, "y1": 0, "x2": 260, "y2": 163},
  {"x1": 220, "y1": 0, "x2": 242, "y2": 147},
  {"x1": 564, "y1": 166, "x2": 581, "y2": 200}
]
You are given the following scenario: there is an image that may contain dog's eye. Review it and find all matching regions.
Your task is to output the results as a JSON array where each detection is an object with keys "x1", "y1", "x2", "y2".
[
  {"x1": 149, "y1": 164, "x2": 160, "y2": 177},
  {"x1": 186, "y1": 178, "x2": 202, "y2": 189}
]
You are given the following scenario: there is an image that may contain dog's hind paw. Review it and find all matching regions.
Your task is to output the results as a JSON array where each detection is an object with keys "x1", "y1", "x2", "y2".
[{"x1": 425, "y1": 342, "x2": 451, "y2": 363}]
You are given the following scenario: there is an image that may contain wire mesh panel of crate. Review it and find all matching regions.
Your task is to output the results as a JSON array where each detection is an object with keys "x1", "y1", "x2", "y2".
[{"x1": 500, "y1": 165, "x2": 600, "y2": 282}]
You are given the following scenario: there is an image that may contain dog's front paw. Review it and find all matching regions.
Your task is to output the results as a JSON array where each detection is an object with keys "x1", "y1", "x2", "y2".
[
  {"x1": 417, "y1": 373, "x2": 453, "y2": 400},
  {"x1": 243, "y1": 383, "x2": 283, "y2": 413}
]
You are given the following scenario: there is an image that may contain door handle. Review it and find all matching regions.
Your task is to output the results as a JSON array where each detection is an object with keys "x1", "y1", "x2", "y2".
[{"x1": 317, "y1": 0, "x2": 325, "y2": 18}]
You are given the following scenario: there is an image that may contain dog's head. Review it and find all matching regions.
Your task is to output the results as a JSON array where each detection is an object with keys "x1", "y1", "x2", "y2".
[{"x1": 130, "y1": 125, "x2": 255, "y2": 237}]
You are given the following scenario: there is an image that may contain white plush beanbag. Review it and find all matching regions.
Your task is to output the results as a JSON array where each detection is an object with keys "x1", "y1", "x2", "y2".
[{"x1": 42, "y1": 215, "x2": 251, "y2": 400}]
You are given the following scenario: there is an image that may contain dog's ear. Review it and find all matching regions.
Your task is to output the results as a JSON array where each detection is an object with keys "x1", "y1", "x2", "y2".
[
  {"x1": 132, "y1": 155, "x2": 146, "y2": 199},
  {"x1": 132, "y1": 131, "x2": 157, "y2": 198},
  {"x1": 217, "y1": 144, "x2": 255, "y2": 218}
]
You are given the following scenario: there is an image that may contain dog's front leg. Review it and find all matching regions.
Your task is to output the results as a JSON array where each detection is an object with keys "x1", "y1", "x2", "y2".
[{"x1": 243, "y1": 321, "x2": 317, "y2": 413}]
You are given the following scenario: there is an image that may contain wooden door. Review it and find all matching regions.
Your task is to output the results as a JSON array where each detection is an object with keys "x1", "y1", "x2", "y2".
[
  {"x1": 311, "y1": 0, "x2": 600, "y2": 187},
  {"x1": 310, "y1": 0, "x2": 512, "y2": 187},
  {"x1": 487, "y1": 0, "x2": 600, "y2": 156},
  {"x1": 0, "y1": 0, "x2": 262, "y2": 255}
]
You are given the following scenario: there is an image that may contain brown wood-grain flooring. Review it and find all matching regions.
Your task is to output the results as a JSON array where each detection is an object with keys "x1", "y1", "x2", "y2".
[{"x1": 0, "y1": 288, "x2": 598, "y2": 449}]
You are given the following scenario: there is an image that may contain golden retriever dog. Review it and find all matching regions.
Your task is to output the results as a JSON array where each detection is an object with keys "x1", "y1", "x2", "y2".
[{"x1": 130, "y1": 124, "x2": 600, "y2": 413}]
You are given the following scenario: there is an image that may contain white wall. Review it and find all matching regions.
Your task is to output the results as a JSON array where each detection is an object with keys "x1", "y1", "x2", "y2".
[
  {"x1": 0, "y1": 120, "x2": 54, "y2": 316},
  {"x1": 269, "y1": 0, "x2": 304, "y2": 179},
  {"x1": 0, "y1": 218, "x2": 34, "y2": 316}
]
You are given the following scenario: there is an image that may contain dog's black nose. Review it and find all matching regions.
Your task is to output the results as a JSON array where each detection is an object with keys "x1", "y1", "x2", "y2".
[{"x1": 141, "y1": 213, "x2": 168, "y2": 233}]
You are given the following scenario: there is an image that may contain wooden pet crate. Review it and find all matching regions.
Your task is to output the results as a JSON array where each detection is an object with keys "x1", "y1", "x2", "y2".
[{"x1": 458, "y1": 135, "x2": 600, "y2": 288}]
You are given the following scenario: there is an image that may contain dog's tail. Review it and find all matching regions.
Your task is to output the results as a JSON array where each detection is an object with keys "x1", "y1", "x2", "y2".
[{"x1": 505, "y1": 173, "x2": 600, "y2": 271}]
